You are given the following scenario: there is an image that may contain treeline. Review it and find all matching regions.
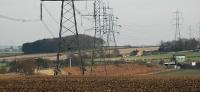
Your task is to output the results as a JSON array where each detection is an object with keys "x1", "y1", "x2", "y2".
[
  {"x1": 22, "y1": 34, "x2": 104, "y2": 54},
  {"x1": 159, "y1": 38, "x2": 199, "y2": 52}
]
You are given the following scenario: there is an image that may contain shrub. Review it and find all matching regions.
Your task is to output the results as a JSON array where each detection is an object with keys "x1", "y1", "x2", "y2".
[
  {"x1": 112, "y1": 49, "x2": 121, "y2": 57},
  {"x1": 9, "y1": 60, "x2": 36, "y2": 75},
  {"x1": 0, "y1": 66, "x2": 7, "y2": 74},
  {"x1": 35, "y1": 58, "x2": 48, "y2": 70}
]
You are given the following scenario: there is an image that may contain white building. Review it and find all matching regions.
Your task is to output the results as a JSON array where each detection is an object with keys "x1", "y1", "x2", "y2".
[{"x1": 175, "y1": 54, "x2": 186, "y2": 63}]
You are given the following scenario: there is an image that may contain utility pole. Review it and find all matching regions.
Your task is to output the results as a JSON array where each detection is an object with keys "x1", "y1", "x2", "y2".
[
  {"x1": 69, "y1": 57, "x2": 72, "y2": 68},
  {"x1": 40, "y1": 1, "x2": 43, "y2": 21}
]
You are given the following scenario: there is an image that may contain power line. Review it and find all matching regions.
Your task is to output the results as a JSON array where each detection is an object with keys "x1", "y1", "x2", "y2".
[
  {"x1": 0, "y1": 14, "x2": 40, "y2": 22},
  {"x1": 0, "y1": 11, "x2": 55, "y2": 38},
  {"x1": 41, "y1": 21, "x2": 56, "y2": 38},
  {"x1": 42, "y1": 4, "x2": 59, "y2": 24},
  {"x1": 43, "y1": 3, "x2": 89, "y2": 34},
  {"x1": 40, "y1": 0, "x2": 120, "y2": 76}
]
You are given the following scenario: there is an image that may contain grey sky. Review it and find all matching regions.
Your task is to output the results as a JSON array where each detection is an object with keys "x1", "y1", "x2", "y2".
[{"x1": 0, "y1": 0, "x2": 200, "y2": 46}]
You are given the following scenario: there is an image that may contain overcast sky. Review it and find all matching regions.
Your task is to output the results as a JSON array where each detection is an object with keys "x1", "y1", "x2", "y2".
[{"x1": 0, "y1": 0, "x2": 200, "y2": 46}]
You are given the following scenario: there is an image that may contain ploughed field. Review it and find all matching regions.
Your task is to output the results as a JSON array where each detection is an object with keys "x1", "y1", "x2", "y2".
[
  {"x1": 0, "y1": 75, "x2": 200, "y2": 92},
  {"x1": 62, "y1": 64, "x2": 164, "y2": 76}
]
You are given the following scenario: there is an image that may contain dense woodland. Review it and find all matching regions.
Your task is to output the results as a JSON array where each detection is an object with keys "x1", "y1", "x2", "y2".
[
  {"x1": 22, "y1": 34, "x2": 104, "y2": 54},
  {"x1": 159, "y1": 38, "x2": 199, "y2": 52}
]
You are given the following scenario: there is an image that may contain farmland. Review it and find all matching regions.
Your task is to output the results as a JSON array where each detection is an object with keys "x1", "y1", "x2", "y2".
[
  {"x1": 0, "y1": 46, "x2": 158, "y2": 61},
  {"x1": 0, "y1": 75, "x2": 200, "y2": 92},
  {"x1": 1, "y1": 0, "x2": 200, "y2": 91},
  {"x1": 128, "y1": 51, "x2": 200, "y2": 62},
  {"x1": 1, "y1": 47, "x2": 200, "y2": 91},
  {"x1": 0, "y1": 52, "x2": 22, "y2": 58},
  {"x1": 62, "y1": 64, "x2": 164, "y2": 76},
  {"x1": 1, "y1": 46, "x2": 200, "y2": 63},
  {"x1": 1, "y1": 67, "x2": 200, "y2": 91},
  {"x1": 154, "y1": 69, "x2": 200, "y2": 76},
  {"x1": 95, "y1": 51, "x2": 200, "y2": 63}
]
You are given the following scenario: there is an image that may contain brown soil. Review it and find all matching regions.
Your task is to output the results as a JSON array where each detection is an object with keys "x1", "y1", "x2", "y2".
[
  {"x1": 63, "y1": 64, "x2": 164, "y2": 76},
  {"x1": 0, "y1": 76, "x2": 200, "y2": 92}
]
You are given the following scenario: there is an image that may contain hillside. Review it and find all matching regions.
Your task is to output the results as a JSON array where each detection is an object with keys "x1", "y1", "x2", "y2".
[{"x1": 22, "y1": 34, "x2": 104, "y2": 54}]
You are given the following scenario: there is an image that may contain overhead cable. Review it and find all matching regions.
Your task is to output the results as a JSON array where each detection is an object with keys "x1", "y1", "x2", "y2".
[{"x1": 0, "y1": 14, "x2": 40, "y2": 22}]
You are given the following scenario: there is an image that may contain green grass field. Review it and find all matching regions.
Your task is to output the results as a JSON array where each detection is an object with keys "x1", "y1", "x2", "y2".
[
  {"x1": 122, "y1": 52, "x2": 200, "y2": 62},
  {"x1": 0, "y1": 52, "x2": 22, "y2": 58},
  {"x1": 92, "y1": 52, "x2": 200, "y2": 64},
  {"x1": 154, "y1": 69, "x2": 200, "y2": 76}
]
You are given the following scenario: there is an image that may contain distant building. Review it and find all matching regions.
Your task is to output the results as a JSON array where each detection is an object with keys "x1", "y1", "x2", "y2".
[
  {"x1": 164, "y1": 54, "x2": 185, "y2": 69},
  {"x1": 192, "y1": 62, "x2": 196, "y2": 66},
  {"x1": 174, "y1": 54, "x2": 186, "y2": 63}
]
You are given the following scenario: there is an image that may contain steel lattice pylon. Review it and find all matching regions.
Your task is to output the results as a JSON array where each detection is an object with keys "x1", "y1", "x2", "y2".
[
  {"x1": 90, "y1": 0, "x2": 108, "y2": 75},
  {"x1": 90, "y1": 0, "x2": 121, "y2": 76},
  {"x1": 41, "y1": 0, "x2": 120, "y2": 76},
  {"x1": 174, "y1": 10, "x2": 182, "y2": 41},
  {"x1": 59, "y1": 0, "x2": 84, "y2": 75},
  {"x1": 41, "y1": 0, "x2": 85, "y2": 75}
]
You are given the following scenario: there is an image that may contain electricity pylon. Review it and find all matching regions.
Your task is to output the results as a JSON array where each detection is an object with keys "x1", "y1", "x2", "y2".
[
  {"x1": 93, "y1": 0, "x2": 108, "y2": 75},
  {"x1": 189, "y1": 25, "x2": 192, "y2": 39},
  {"x1": 84, "y1": 0, "x2": 113, "y2": 75},
  {"x1": 79, "y1": 0, "x2": 107, "y2": 74},
  {"x1": 174, "y1": 10, "x2": 182, "y2": 41},
  {"x1": 173, "y1": 10, "x2": 183, "y2": 52},
  {"x1": 198, "y1": 23, "x2": 200, "y2": 41},
  {"x1": 41, "y1": 0, "x2": 87, "y2": 75}
]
